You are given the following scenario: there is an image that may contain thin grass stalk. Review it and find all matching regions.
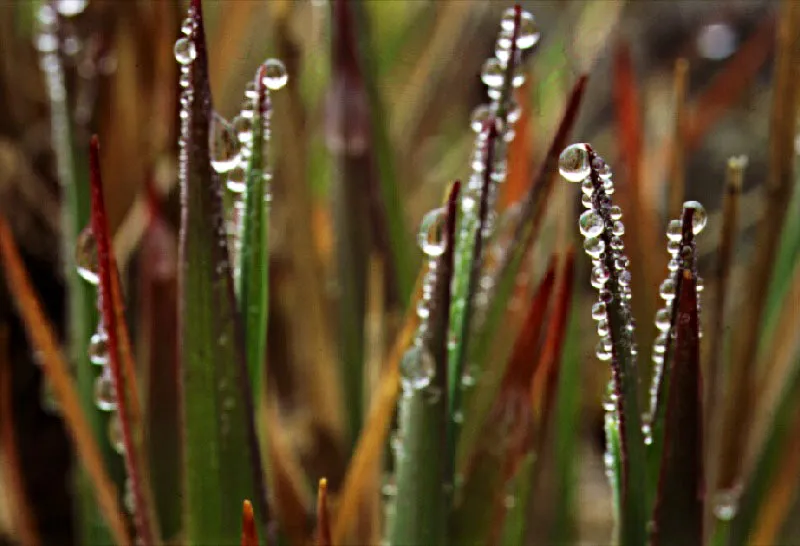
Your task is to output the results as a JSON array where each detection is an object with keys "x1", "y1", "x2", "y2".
[
  {"x1": 241, "y1": 500, "x2": 258, "y2": 546},
  {"x1": 315, "y1": 479, "x2": 332, "y2": 546},
  {"x1": 667, "y1": 59, "x2": 688, "y2": 220},
  {"x1": 718, "y1": 0, "x2": 800, "y2": 498}
]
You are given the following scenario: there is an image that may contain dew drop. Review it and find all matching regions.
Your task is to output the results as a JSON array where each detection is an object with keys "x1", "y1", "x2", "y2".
[
  {"x1": 233, "y1": 115, "x2": 253, "y2": 144},
  {"x1": 581, "y1": 193, "x2": 593, "y2": 209},
  {"x1": 667, "y1": 219, "x2": 682, "y2": 242},
  {"x1": 612, "y1": 221, "x2": 625, "y2": 236},
  {"x1": 418, "y1": 208, "x2": 447, "y2": 257},
  {"x1": 481, "y1": 57, "x2": 505, "y2": 88},
  {"x1": 610, "y1": 206, "x2": 622, "y2": 220},
  {"x1": 400, "y1": 345, "x2": 435, "y2": 392},
  {"x1": 591, "y1": 301, "x2": 607, "y2": 321},
  {"x1": 642, "y1": 422, "x2": 653, "y2": 445},
  {"x1": 683, "y1": 201, "x2": 707, "y2": 234},
  {"x1": 56, "y1": 0, "x2": 88, "y2": 17},
  {"x1": 659, "y1": 278, "x2": 676, "y2": 301},
  {"x1": 596, "y1": 339, "x2": 612, "y2": 361},
  {"x1": 618, "y1": 270, "x2": 632, "y2": 287},
  {"x1": 209, "y1": 113, "x2": 241, "y2": 173},
  {"x1": 226, "y1": 166, "x2": 247, "y2": 194},
  {"x1": 591, "y1": 265, "x2": 609, "y2": 288},
  {"x1": 89, "y1": 329, "x2": 109, "y2": 366},
  {"x1": 559, "y1": 143, "x2": 590, "y2": 182},
  {"x1": 35, "y1": 33, "x2": 58, "y2": 53},
  {"x1": 653, "y1": 332, "x2": 668, "y2": 354},
  {"x1": 94, "y1": 373, "x2": 117, "y2": 411},
  {"x1": 515, "y1": 11, "x2": 540, "y2": 49},
  {"x1": 75, "y1": 227, "x2": 99, "y2": 285},
  {"x1": 173, "y1": 37, "x2": 196, "y2": 65},
  {"x1": 108, "y1": 411, "x2": 125, "y2": 454},
  {"x1": 470, "y1": 104, "x2": 491, "y2": 133},
  {"x1": 583, "y1": 236, "x2": 605, "y2": 259},
  {"x1": 578, "y1": 209, "x2": 604, "y2": 238},
  {"x1": 597, "y1": 319, "x2": 609, "y2": 337},
  {"x1": 262, "y1": 58, "x2": 288, "y2": 90},
  {"x1": 655, "y1": 308, "x2": 672, "y2": 332},
  {"x1": 581, "y1": 178, "x2": 594, "y2": 195},
  {"x1": 713, "y1": 488, "x2": 741, "y2": 521}
]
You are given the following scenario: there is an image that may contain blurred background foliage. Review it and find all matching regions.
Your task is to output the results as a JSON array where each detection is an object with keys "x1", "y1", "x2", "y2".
[{"x1": 0, "y1": 0, "x2": 796, "y2": 544}]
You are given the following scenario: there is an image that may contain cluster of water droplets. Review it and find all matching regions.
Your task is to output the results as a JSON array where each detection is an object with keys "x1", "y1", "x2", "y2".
[{"x1": 641, "y1": 201, "x2": 707, "y2": 445}]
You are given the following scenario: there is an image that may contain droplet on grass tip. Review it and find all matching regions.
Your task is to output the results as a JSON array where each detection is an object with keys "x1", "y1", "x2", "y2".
[
  {"x1": 400, "y1": 346, "x2": 435, "y2": 392},
  {"x1": 559, "y1": 143, "x2": 590, "y2": 182},
  {"x1": 262, "y1": 58, "x2": 288, "y2": 90},
  {"x1": 418, "y1": 208, "x2": 447, "y2": 257},
  {"x1": 683, "y1": 200, "x2": 708, "y2": 234}
]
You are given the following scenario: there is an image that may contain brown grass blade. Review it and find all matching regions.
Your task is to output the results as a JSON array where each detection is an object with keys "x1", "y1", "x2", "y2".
[
  {"x1": 718, "y1": 0, "x2": 800, "y2": 494},
  {"x1": 667, "y1": 59, "x2": 688, "y2": 221},
  {"x1": 316, "y1": 479, "x2": 332, "y2": 546},
  {"x1": 501, "y1": 85, "x2": 532, "y2": 210},
  {"x1": 332, "y1": 276, "x2": 422, "y2": 544},
  {"x1": 0, "y1": 327, "x2": 39, "y2": 546},
  {"x1": 241, "y1": 500, "x2": 258, "y2": 546},
  {"x1": 0, "y1": 216, "x2": 130, "y2": 546}
]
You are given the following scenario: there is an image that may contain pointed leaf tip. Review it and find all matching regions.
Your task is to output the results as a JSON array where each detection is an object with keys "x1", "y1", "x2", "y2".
[
  {"x1": 241, "y1": 500, "x2": 258, "y2": 546},
  {"x1": 316, "y1": 479, "x2": 332, "y2": 546}
]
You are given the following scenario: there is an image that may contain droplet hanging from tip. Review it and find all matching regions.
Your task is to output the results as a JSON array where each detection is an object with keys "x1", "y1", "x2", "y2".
[
  {"x1": 559, "y1": 143, "x2": 590, "y2": 182},
  {"x1": 262, "y1": 58, "x2": 288, "y2": 90},
  {"x1": 417, "y1": 207, "x2": 447, "y2": 258},
  {"x1": 683, "y1": 200, "x2": 707, "y2": 234},
  {"x1": 75, "y1": 226, "x2": 99, "y2": 285}
]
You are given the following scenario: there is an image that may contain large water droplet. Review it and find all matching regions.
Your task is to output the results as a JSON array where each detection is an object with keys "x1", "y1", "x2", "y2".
[
  {"x1": 579, "y1": 210, "x2": 604, "y2": 238},
  {"x1": 713, "y1": 488, "x2": 741, "y2": 521},
  {"x1": 481, "y1": 57, "x2": 505, "y2": 88},
  {"x1": 209, "y1": 113, "x2": 241, "y2": 173},
  {"x1": 56, "y1": 0, "x2": 88, "y2": 17},
  {"x1": 655, "y1": 308, "x2": 672, "y2": 332},
  {"x1": 584, "y1": 236, "x2": 604, "y2": 259},
  {"x1": 683, "y1": 201, "x2": 707, "y2": 234},
  {"x1": 262, "y1": 58, "x2": 288, "y2": 90},
  {"x1": 94, "y1": 373, "x2": 117, "y2": 411},
  {"x1": 400, "y1": 346, "x2": 435, "y2": 392},
  {"x1": 500, "y1": 9, "x2": 540, "y2": 49},
  {"x1": 89, "y1": 329, "x2": 109, "y2": 366},
  {"x1": 173, "y1": 37, "x2": 196, "y2": 65},
  {"x1": 75, "y1": 226, "x2": 99, "y2": 285},
  {"x1": 559, "y1": 144, "x2": 590, "y2": 182},
  {"x1": 108, "y1": 411, "x2": 125, "y2": 454},
  {"x1": 418, "y1": 208, "x2": 447, "y2": 257},
  {"x1": 226, "y1": 166, "x2": 247, "y2": 193}
]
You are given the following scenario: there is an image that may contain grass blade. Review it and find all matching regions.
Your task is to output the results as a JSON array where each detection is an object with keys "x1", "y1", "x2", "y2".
[
  {"x1": 651, "y1": 208, "x2": 704, "y2": 546},
  {"x1": 315, "y1": 479, "x2": 332, "y2": 546},
  {"x1": 0, "y1": 215, "x2": 129, "y2": 546},
  {"x1": 177, "y1": 1, "x2": 269, "y2": 540},
  {"x1": 241, "y1": 500, "x2": 258, "y2": 546},
  {"x1": 389, "y1": 181, "x2": 459, "y2": 546},
  {"x1": 89, "y1": 137, "x2": 157, "y2": 545}
]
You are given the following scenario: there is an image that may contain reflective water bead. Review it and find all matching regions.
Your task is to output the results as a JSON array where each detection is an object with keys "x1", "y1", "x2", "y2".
[
  {"x1": 181, "y1": 17, "x2": 193, "y2": 36},
  {"x1": 418, "y1": 208, "x2": 447, "y2": 257},
  {"x1": 683, "y1": 200, "x2": 708, "y2": 234},
  {"x1": 618, "y1": 270, "x2": 632, "y2": 287},
  {"x1": 262, "y1": 58, "x2": 288, "y2": 90},
  {"x1": 481, "y1": 57, "x2": 505, "y2": 88},
  {"x1": 579, "y1": 209, "x2": 603, "y2": 238},
  {"x1": 209, "y1": 113, "x2": 241, "y2": 173},
  {"x1": 581, "y1": 178, "x2": 594, "y2": 196},
  {"x1": 559, "y1": 143, "x2": 590, "y2": 182},
  {"x1": 581, "y1": 193, "x2": 593, "y2": 209},
  {"x1": 660, "y1": 278, "x2": 676, "y2": 301},
  {"x1": 655, "y1": 308, "x2": 672, "y2": 332},
  {"x1": 226, "y1": 166, "x2": 247, "y2": 193},
  {"x1": 173, "y1": 37, "x2": 196, "y2": 65},
  {"x1": 610, "y1": 236, "x2": 624, "y2": 251},
  {"x1": 94, "y1": 373, "x2": 117, "y2": 411},
  {"x1": 599, "y1": 288, "x2": 613, "y2": 303},
  {"x1": 610, "y1": 205, "x2": 622, "y2": 220},
  {"x1": 668, "y1": 258, "x2": 679, "y2": 272},
  {"x1": 89, "y1": 330, "x2": 109, "y2": 365},
  {"x1": 597, "y1": 319, "x2": 609, "y2": 337},
  {"x1": 515, "y1": 11, "x2": 540, "y2": 49},
  {"x1": 512, "y1": 70, "x2": 526, "y2": 88},
  {"x1": 108, "y1": 411, "x2": 125, "y2": 454},
  {"x1": 584, "y1": 236, "x2": 605, "y2": 259},
  {"x1": 654, "y1": 332, "x2": 668, "y2": 354},
  {"x1": 591, "y1": 301, "x2": 607, "y2": 321},
  {"x1": 56, "y1": 0, "x2": 88, "y2": 17},
  {"x1": 470, "y1": 104, "x2": 491, "y2": 133},
  {"x1": 615, "y1": 255, "x2": 629, "y2": 270},
  {"x1": 591, "y1": 265, "x2": 610, "y2": 288},
  {"x1": 596, "y1": 339, "x2": 612, "y2": 361},
  {"x1": 179, "y1": 70, "x2": 190, "y2": 88},
  {"x1": 233, "y1": 115, "x2": 253, "y2": 143},
  {"x1": 713, "y1": 488, "x2": 741, "y2": 521},
  {"x1": 667, "y1": 239, "x2": 680, "y2": 255},
  {"x1": 35, "y1": 33, "x2": 58, "y2": 53},
  {"x1": 416, "y1": 299, "x2": 430, "y2": 320},
  {"x1": 612, "y1": 221, "x2": 625, "y2": 236},
  {"x1": 400, "y1": 345, "x2": 435, "y2": 391},
  {"x1": 697, "y1": 277, "x2": 705, "y2": 292},
  {"x1": 667, "y1": 219, "x2": 682, "y2": 242},
  {"x1": 75, "y1": 226, "x2": 99, "y2": 285}
]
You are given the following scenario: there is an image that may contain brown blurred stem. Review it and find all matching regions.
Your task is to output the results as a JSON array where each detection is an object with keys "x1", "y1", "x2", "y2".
[{"x1": 668, "y1": 59, "x2": 688, "y2": 220}]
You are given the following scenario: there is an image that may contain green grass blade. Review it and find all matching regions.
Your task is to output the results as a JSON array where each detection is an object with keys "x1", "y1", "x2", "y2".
[
  {"x1": 36, "y1": 6, "x2": 123, "y2": 543},
  {"x1": 500, "y1": 452, "x2": 535, "y2": 545},
  {"x1": 650, "y1": 208, "x2": 704, "y2": 546},
  {"x1": 389, "y1": 182, "x2": 459, "y2": 546},
  {"x1": 177, "y1": 1, "x2": 269, "y2": 541},
  {"x1": 236, "y1": 65, "x2": 273, "y2": 402}
]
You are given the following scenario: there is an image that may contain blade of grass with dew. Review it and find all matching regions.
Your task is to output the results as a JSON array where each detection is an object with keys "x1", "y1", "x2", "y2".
[
  {"x1": 315, "y1": 479, "x2": 332, "y2": 546},
  {"x1": 36, "y1": 6, "x2": 123, "y2": 542},
  {"x1": 176, "y1": 1, "x2": 269, "y2": 540},
  {"x1": 717, "y1": 0, "x2": 800, "y2": 503},
  {"x1": 460, "y1": 77, "x2": 587, "y2": 464},
  {"x1": 89, "y1": 137, "x2": 158, "y2": 545},
  {"x1": 450, "y1": 260, "x2": 555, "y2": 546},
  {"x1": 389, "y1": 181, "x2": 459, "y2": 546},
  {"x1": 0, "y1": 215, "x2": 130, "y2": 546},
  {"x1": 236, "y1": 63, "x2": 273, "y2": 402},
  {"x1": 650, "y1": 208, "x2": 704, "y2": 546},
  {"x1": 138, "y1": 186, "x2": 182, "y2": 541}
]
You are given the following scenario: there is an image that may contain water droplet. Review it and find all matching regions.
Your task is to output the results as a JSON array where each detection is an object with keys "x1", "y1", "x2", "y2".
[
  {"x1": 583, "y1": 236, "x2": 605, "y2": 259},
  {"x1": 453, "y1": 411, "x2": 464, "y2": 424},
  {"x1": 599, "y1": 289, "x2": 613, "y2": 303},
  {"x1": 173, "y1": 37, "x2": 196, "y2": 65},
  {"x1": 226, "y1": 166, "x2": 247, "y2": 193},
  {"x1": 209, "y1": 113, "x2": 241, "y2": 173},
  {"x1": 35, "y1": 33, "x2": 58, "y2": 53},
  {"x1": 515, "y1": 11, "x2": 540, "y2": 49},
  {"x1": 683, "y1": 201, "x2": 707, "y2": 234},
  {"x1": 597, "y1": 319, "x2": 609, "y2": 337},
  {"x1": 56, "y1": 0, "x2": 88, "y2": 17},
  {"x1": 659, "y1": 278, "x2": 676, "y2": 301},
  {"x1": 654, "y1": 332, "x2": 668, "y2": 354},
  {"x1": 655, "y1": 308, "x2": 672, "y2": 332},
  {"x1": 667, "y1": 240, "x2": 681, "y2": 255},
  {"x1": 612, "y1": 221, "x2": 625, "y2": 236},
  {"x1": 610, "y1": 236, "x2": 624, "y2": 251},
  {"x1": 713, "y1": 488, "x2": 741, "y2": 521},
  {"x1": 697, "y1": 277, "x2": 705, "y2": 292},
  {"x1": 89, "y1": 329, "x2": 109, "y2": 366},
  {"x1": 609, "y1": 206, "x2": 622, "y2": 220},
  {"x1": 418, "y1": 208, "x2": 447, "y2": 257},
  {"x1": 400, "y1": 346, "x2": 435, "y2": 392},
  {"x1": 579, "y1": 209, "x2": 604, "y2": 238},
  {"x1": 94, "y1": 373, "x2": 117, "y2": 411},
  {"x1": 416, "y1": 299, "x2": 430, "y2": 320},
  {"x1": 667, "y1": 219, "x2": 682, "y2": 242},
  {"x1": 470, "y1": 104, "x2": 491, "y2": 133},
  {"x1": 108, "y1": 411, "x2": 125, "y2": 454},
  {"x1": 618, "y1": 270, "x2": 632, "y2": 287},
  {"x1": 591, "y1": 301, "x2": 607, "y2": 321},
  {"x1": 596, "y1": 339, "x2": 612, "y2": 361},
  {"x1": 75, "y1": 227, "x2": 99, "y2": 285},
  {"x1": 615, "y1": 255, "x2": 629, "y2": 270},
  {"x1": 642, "y1": 422, "x2": 653, "y2": 445},
  {"x1": 181, "y1": 17, "x2": 193, "y2": 36},
  {"x1": 262, "y1": 58, "x2": 288, "y2": 90},
  {"x1": 233, "y1": 115, "x2": 253, "y2": 144},
  {"x1": 591, "y1": 265, "x2": 609, "y2": 288},
  {"x1": 559, "y1": 143, "x2": 590, "y2": 182},
  {"x1": 481, "y1": 57, "x2": 504, "y2": 88},
  {"x1": 581, "y1": 193, "x2": 593, "y2": 209},
  {"x1": 179, "y1": 70, "x2": 190, "y2": 88}
]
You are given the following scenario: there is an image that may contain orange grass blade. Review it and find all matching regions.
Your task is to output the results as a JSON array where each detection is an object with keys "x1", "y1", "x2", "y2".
[
  {"x1": 0, "y1": 216, "x2": 130, "y2": 546},
  {"x1": 241, "y1": 500, "x2": 258, "y2": 546},
  {"x1": 316, "y1": 479, "x2": 332, "y2": 546}
]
